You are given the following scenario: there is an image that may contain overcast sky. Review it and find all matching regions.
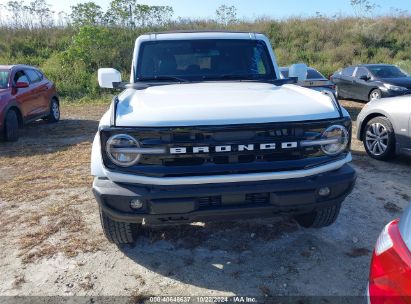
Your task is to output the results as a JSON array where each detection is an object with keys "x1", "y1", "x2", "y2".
[{"x1": 0, "y1": 0, "x2": 409, "y2": 19}]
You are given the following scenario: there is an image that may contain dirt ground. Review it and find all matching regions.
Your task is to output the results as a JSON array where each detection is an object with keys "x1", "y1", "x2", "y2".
[{"x1": 0, "y1": 100, "x2": 410, "y2": 300}]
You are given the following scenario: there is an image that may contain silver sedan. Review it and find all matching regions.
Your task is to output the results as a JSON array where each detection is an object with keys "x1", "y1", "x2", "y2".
[{"x1": 356, "y1": 95, "x2": 411, "y2": 160}]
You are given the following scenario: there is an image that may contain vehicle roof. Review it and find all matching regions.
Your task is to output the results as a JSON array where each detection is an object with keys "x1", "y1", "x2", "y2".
[
  {"x1": 138, "y1": 31, "x2": 265, "y2": 41},
  {"x1": 0, "y1": 64, "x2": 37, "y2": 70},
  {"x1": 358, "y1": 64, "x2": 396, "y2": 67},
  {"x1": 280, "y1": 66, "x2": 317, "y2": 71}
]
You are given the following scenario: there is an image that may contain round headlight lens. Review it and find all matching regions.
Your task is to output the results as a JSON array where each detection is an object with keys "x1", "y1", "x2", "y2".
[
  {"x1": 106, "y1": 134, "x2": 141, "y2": 167},
  {"x1": 321, "y1": 125, "x2": 349, "y2": 156}
]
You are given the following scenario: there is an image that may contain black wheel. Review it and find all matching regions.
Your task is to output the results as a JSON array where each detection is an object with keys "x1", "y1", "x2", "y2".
[
  {"x1": 363, "y1": 116, "x2": 395, "y2": 161},
  {"x1": 4, "y1": 110, "x2": 19, "y2": 142},
  {"x1": 369, "y1": 89, "x2": 382, "y2": 102},
  {"x1": 46, "y1": 98, "x2": 60, "y2": 123},
  {"x1": 295, "y1": 204, "x2": 341, "y2": 228},
  {"x1": 99, "y1": 208, "x2": 140, "y2": 244}
]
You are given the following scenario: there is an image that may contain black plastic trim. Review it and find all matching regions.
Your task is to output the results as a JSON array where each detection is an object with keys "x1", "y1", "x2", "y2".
[{"x1": 93, "y1": 164, "x2": 356, "y2": 226}]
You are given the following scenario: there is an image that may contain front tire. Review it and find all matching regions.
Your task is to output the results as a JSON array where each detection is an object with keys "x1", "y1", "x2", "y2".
[
  {"x1": 4, "y1": 110, "x2": 19, "y2": 142},
  {"x1": 363, "y1": 116, "x2": 395, "y2": 161},
  {"x1": 99, "y1": 208, "x2": 141, "y2": 244},
  {"x1": 46, "y1": 98, "x2": 60, "y2": 123},
  {"x1": 369, "y1": 89, "x2": 382, "y2": 102},
  {"x1": 295, "y1": 204, "x2": 341, "y2": 228}
]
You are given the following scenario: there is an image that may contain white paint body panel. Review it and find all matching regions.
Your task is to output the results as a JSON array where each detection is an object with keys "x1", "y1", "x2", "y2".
[
  {"x1": 98, "y1": 68, "x2": 122, "y2": 89},
  {"x1": 115, "y1": 82, "x2": 339, "y2": 127}
]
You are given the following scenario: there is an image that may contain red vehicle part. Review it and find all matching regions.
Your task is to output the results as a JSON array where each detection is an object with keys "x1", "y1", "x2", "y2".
[{"x1": 369, "y1": 219, "x2": 411, "y2": 303}]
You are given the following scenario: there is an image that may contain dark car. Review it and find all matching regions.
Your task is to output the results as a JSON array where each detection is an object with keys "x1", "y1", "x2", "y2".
[
  {"x1": 357, "y1": 95, "x2": 411, "y2": 160},
  {"x1": 0, "y1": 65, "x2": 60, "y2": 141},
  {"x1": 280, "y1": 66, "x2": 336, "y2": 93},
  {"x1": 331, "y1": 64, "x2": 411, "y2": 102}
]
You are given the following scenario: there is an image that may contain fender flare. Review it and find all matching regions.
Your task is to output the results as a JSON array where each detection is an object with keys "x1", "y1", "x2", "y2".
[{"x1": 358, "y1": 109, "x2": 395, "y2": 141}]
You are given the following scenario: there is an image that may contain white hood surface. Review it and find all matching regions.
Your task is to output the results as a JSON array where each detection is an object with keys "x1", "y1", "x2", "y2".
[{"x1": 115, "y1": 82, "x2": 340, "y2": 127}]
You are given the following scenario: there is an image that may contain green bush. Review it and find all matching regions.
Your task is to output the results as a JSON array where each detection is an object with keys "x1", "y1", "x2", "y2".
[{"x1": 1, "y1": 16, "x2": 411, "y2": 101}]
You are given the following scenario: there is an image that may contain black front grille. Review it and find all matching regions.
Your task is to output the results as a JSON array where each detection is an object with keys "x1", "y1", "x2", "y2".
[
  {"x1": 101, "y1": 118, "x2": 352, "y2": 177},
  {"x1": 197, "y1": 192, "x2": 271, "y2": 210},
  {"x1": 198, "y1": 196, "x2": 222, "y2": 209},
  {"x1": 245, "y1": 193, "x2": 270, "y2": 204}
]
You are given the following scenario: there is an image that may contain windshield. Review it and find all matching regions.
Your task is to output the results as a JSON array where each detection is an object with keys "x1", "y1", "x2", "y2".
[
  {"x1": 280, "y1": 68, "x2": 325, "y2": 80},
  {"x1": 136, "y1": 39, "x2": 276, "y2": 82},
  {"x1": 307, "y1": 69, "x2": 326, "y2": 79},
  {"x1": 0, "y1": 70, "x2": 10, "y2": 89},
  {"x1": 368, "y1": 65, "x2": 408, "y2": 78}
]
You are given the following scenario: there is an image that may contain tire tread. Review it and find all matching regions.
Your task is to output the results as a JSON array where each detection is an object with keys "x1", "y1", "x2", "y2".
[
  {"x1": 100, "y1": 209, "x2": 139, "y2": 244},
  {"x1": 295, "y1": 204, "x2": 341, "y2": 228},
  {"x1": 4, "y1": 110, "x2": 19, "y2": 142}
]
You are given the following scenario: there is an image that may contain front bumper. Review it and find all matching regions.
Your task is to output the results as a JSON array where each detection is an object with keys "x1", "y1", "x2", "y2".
[
  {"x1": 93, "y1": 164, "x2": 356, "y2": 226},
  {"x1": 381, "y1": 89, "x2": 411, "y2": 98}
]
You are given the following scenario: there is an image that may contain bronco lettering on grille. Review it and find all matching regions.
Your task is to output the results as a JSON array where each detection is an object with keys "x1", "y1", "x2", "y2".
[{"x1": 169, "y1": 142, "x2": 298, "y2": 154}]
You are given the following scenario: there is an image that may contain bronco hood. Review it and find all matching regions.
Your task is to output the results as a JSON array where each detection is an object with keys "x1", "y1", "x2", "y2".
[{"x1": 114, "y1": 82, "x2": 341, "y2": 127}]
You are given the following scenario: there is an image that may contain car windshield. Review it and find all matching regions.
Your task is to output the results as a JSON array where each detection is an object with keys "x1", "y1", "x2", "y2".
[
  {"x1": 307, "y1": 69, "x2": 326, "y2": 79},
  {"x1": 0, "y1": 70, "x2": 9, "y2": 89},
  {"x1": 280, "y1": 68, "x2": 325, "y2": 80},
  {"x1": 368, "y1": 65, "x2": 408, "y2": 78},
  {"x1": 136, "y1": 39, "x2": 276, "y2": 82}
]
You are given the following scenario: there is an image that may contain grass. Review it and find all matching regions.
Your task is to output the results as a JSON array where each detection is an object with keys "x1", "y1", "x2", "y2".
[
  {"x1": 2, "y1": 17, "x2": 411, "y2": 100},
  {"x1": 0, "y1": 103, "x2": 109, "y2": 263}
]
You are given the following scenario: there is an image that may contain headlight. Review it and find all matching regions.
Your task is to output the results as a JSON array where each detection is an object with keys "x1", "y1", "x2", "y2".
[
  {"x1": 321, "y1": 125, "x2": 349, "y2": 156},
  {"x1": 382, "y1": 83, "x2": 407, "y2": 91},
  {"x1": 106, "y1": 134, "x2": 141, "y2": 167}
]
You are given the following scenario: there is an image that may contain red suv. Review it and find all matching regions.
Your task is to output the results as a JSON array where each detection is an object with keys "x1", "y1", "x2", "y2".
[{"x1": 0, "y1": 65, "x2": 60, "y2": 141}]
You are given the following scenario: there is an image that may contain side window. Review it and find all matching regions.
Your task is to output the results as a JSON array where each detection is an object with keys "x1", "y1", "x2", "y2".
[
  {"x1": 281, "y1": 69, "x2": 289, "y2": 78},
  {"x1": 355, "y1": 67, "x2": 369, "y2": 79},
  {"x1": 342, "y1": 67, "x2": 355, "y2": 77},
  {"x1": 35, "y1": 70, "x2": 44, "y2": 80},
  {"x1": 14, "y1": 70, "x2": 30, "y2": 84},
  {"x1": 25, "y1": 69, "x2": 41, "y2": 83}
]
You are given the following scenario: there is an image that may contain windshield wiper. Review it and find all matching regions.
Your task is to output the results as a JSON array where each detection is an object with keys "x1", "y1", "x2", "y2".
[{"x1": 138, "y1": 76, "x2": 189, "y2": 83}]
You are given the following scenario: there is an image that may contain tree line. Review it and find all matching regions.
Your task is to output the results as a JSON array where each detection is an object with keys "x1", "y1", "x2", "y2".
[
  {"x1": 0, "y1": 0, "x2": 410, "y2": 101},
  {"x1": 0, "y1": 0, "x2": 240, "y2": 28}
]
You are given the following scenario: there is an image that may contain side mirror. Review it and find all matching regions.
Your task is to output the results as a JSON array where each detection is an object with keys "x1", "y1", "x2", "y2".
[
  {"x1": 289, "y1": 63, "x2": 308, "y2": 82},
  {"x1": 98, "y1": 68, "x2": 122, "y2": 89},
  {"x1": 359, "y1": 75, "x2": 370, "y2": 81},
  {"x1": 15, "y1": 81, "x2": 29, "y2": 88}
]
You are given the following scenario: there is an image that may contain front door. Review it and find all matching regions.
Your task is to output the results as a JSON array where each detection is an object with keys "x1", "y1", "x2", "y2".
[
  {"x1": 338, "y1": 66, "x2": 356, "y2": 99},
  {"x1": 353, "y1": 67, "x2": 373, "y2": 101},
  {"x1": 12, "y1": 69, "x2": 39, "y2": 119}
]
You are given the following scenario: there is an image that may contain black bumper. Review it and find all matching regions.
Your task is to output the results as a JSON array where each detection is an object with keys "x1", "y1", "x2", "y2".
[{"x1": 93, "y1": 164, "x2": 356, "y2": 226}]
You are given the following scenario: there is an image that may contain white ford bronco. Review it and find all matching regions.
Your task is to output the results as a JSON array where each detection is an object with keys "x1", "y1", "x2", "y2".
[{"x1": 91, "y1": 31, "x2": 356, "y2": 244}]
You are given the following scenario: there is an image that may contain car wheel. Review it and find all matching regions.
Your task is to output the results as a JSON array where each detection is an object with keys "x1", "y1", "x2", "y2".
[
  {"x1": 4, "y1": 110, "x2": 19, "y2": 142},
  {"x1": 295, "y1": 204, "x2": 341, "y2": 228},
  {"x1": 46, "y1": 98, "x2": 60, "y2": 123},
  {"x1": 363, "y1": 116, "x2": 395, "y2": 160},
  {"x1": 99, "y1": 208, "x2": 141, "y2": 244},
  {"x1": 369, "y1": 89, "x2": 382, "y2": 102}
]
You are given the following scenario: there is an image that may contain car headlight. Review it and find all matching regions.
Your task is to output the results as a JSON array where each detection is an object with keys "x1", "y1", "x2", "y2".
[
  {"x1": 321, "y1": 125, "x2": 349, "y2": 156},
  {"x1": 106, "y1": 134, "x2": 141, "y2": 167},
  {"x1": 382, "y1": 83, "x2": 407, "y2": 91}
]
